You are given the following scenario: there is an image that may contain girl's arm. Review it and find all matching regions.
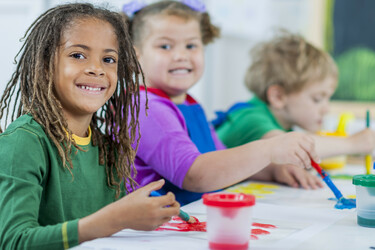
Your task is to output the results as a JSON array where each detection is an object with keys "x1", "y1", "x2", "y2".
[
  {"x1": 0, "y1": 126, "x2": 179, "y2": 249},
  {"x1": 262, "y1": 128, "x2": 375, "y2": 158},
  {"x1": 78, "y1": 179, "x2": 179, "y2": 243},
  {"x1": 183, "y1": 132, "x2": 318, "y2": 192}
]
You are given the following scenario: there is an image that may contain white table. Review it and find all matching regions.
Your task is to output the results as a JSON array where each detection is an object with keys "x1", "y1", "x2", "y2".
[{"x1": 72, "y1": 164, "x2": 375, "y2": 250}]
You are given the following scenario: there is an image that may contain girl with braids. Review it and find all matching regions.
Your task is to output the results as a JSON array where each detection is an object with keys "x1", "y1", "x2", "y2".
[
  {"x1": 0, "y1": 3, "x2": 179, "y2": 249},
  {"x1": 123, "y1": 0, "x2": 321, "y2": 206}
]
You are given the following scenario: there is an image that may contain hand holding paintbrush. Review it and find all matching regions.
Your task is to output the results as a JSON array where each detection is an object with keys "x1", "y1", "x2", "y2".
[
  {"x1": 150, "y1": 190, "x2": 197, "y2": 223},
  {"x1": 311, "y1": 160, "x2": 356, "y2": 209}
]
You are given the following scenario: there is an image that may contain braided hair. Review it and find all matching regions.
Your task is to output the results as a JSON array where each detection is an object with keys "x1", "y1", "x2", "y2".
[{"x1": 0, "y1": 3, "x2": 143, "y2": 198}]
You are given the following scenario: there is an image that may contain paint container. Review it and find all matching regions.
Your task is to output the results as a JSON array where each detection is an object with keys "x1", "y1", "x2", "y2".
[
  {"x1": 353, "y1": 175, "x2": 375, "y2": 227},
  {"x1": 203, "y1": 193, "x2": 255, "y2": 250},
  {"x1": 317, "y1": 131, "x2": 347, "y2": 170}
]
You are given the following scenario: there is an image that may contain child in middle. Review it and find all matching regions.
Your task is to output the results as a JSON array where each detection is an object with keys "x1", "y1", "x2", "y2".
[
  {"x1": 215, "y1": 32, "x2": 375, "y2": 160},
  {"x1": 124, "y1": 0, "x2": 321, "y2": 206}
]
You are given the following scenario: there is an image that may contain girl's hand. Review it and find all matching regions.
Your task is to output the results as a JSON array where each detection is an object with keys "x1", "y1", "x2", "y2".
[
  {"x1": 113, "y1": 179, "x2": 180, "y2": 231},
  {"x1": 272, "y1": 164, "x2": 323, "y2": 189},
  {"x1": 78, "y1": 179, "x2": 180, "y2": 243},
  {"x1": 267, "y1": 132, "x2": 319, "y2": 169}
]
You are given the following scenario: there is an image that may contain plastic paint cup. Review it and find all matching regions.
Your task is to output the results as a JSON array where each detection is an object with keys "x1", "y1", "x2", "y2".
[
  {"x1": 353, "y1": 175, "x2": 375, "y2": 227},
  {"x1": 203, "y1": 193, "x2": 255, "y2": 250}
]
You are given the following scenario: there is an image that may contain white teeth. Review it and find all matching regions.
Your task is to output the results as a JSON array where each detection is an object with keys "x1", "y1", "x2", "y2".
[
  {"x1": 79, "y1": 85, "x2": 101, "y2": 91},
  {"x1": 170, "y1": 69, "x2": 189, "y2": 74}
]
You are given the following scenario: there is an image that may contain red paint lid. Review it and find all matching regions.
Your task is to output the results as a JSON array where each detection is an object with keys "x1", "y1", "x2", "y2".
[{"x1": 203, "y1": 193, "x2": 255, "y2": 207}]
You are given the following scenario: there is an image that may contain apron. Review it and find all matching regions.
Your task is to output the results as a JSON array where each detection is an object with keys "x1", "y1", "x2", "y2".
[{"x1": 141, "y1": 87, "x2": 217, "y2": 205}]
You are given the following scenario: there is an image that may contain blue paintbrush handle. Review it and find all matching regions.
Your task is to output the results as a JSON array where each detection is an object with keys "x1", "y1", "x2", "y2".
[
  {"x1": 323, "y1": 176, "x2": 343, "y2": 200},
  {"x1": 150, "y1": 191, "x2": 191, "y2": 222}
]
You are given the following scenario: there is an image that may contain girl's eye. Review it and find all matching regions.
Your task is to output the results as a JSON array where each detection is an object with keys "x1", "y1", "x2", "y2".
[
  {"x1": 187, "y1": 44, "x2": 197, "y2": 49},
  {"x1": 160, "y1": 44, "x2": 171, "y2": 50},
  {"x1": 103, "y1": 57, "x2": 116, "y2": 64},
  {"x1": 70, "y1": 53, "x2": 85, "y2": 59}
]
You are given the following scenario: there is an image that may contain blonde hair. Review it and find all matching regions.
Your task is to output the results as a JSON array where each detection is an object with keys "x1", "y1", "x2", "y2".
[
  {"x1": 124, "y1": 1, "x2": 220, "y2": 47},
  {"x1": 245, "y1": 31, "x2": 338, "y2": 103}
]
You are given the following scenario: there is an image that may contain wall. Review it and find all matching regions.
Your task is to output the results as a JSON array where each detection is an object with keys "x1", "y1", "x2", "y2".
[{"x1": 0, "y1": 0, "x2": 326, "y2": 122}]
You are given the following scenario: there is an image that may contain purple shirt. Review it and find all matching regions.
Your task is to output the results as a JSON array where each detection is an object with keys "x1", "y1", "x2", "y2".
[{"x1": 134, "y1": 91, "x2": 226, "y2": 189}]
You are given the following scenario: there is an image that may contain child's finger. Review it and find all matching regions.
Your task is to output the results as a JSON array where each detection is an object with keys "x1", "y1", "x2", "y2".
[
  {"x1": 294, "y1": 148, "x2": 311, "y2": 169},
  {"x1": 299, "y1": 139, "x2": 320, "y2": 165},
  {"x1": 142, "y1": 179, "x2": 166, "y2": 195},
  {"x1": 160, "y1": 203, "x2": 180, "y2": 218},
  {"x1": 281, "y1": 170, "x2": 299, "y2": 188},
  {"x1": 157, "y1": 192, "x2": 178, "y2": 207},
  {"x1": 292, "y1": 169, "x2": 310, "y2": 189},
  {"x1": 308, "y1": 175, "x2": 323, "y2": 189}
]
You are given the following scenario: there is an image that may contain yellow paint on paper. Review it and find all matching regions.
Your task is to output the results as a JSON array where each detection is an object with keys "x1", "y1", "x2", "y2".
[{"x1": 226, "y1": 183, "x2": 279, "y2": 198}]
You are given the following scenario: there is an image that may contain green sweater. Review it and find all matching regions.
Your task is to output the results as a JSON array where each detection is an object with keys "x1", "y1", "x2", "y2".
[
  {"x1": 216, "y1": 97, "x2": 285, "y2": 148},
  {"x1": 0, "y1": 114, "x2": 122, "y2": 249}
]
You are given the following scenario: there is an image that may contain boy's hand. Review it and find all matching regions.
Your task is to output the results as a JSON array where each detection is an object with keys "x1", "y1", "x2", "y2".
[
  {"x1": 272, "y1": 164, "x2": 323, "y2": 189},
  {"x1": 348, "y1": 128, "x2": 375, "y2": 154},
  {"x1": 112, "y1": 179, "x2": 180, "y2": 231},
  {"x1": 267, "y1": 132, "x2": 319, "y2": 169}
]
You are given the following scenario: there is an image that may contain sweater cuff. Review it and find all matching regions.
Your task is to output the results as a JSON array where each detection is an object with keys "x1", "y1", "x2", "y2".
[{"x1": 62, "y1": 219, "x2": 79, "y2": 249}]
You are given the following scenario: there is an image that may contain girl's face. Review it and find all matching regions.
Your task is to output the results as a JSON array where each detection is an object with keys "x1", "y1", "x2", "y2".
[
  {"x1": 54, "y1": 18, "x2": 119, "y2": 123},
  {"x1": 136, "y1": 15, "x2": 204, "y2": 103},
  {"x1": 275, "y1": 77, "x2": 337, "y2": 132}
]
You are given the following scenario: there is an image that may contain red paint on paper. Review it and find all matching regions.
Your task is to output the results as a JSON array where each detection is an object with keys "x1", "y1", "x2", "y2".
[
  {"x1": 252, "y1": 222, "x2": 277, "y2": 229},
  {"x1": 155, "y1": 216, "x2": 276, "y2": 241},
  {"x1": 251, "y1": 228, "x2": 270, "y2": 235}
]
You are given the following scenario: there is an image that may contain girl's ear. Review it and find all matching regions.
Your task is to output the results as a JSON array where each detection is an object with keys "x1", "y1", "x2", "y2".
[
  {"x1": 267, "y1": 85, "x2": 287, "y2": 109},
  {"x1": 133, "y1": 45, "x2": 141, "y2": 58}
]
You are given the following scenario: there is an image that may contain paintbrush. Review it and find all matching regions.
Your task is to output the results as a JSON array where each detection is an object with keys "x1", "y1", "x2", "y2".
[
  {"x1": 366, "y1": 110, "x2": 372, "y2": 175},
  {"x1": 150, "y1": 190, "x2": 197, "y2": 223},
  {"x1": 311, "y1": 160, "x2": 356, "y2": 208}
]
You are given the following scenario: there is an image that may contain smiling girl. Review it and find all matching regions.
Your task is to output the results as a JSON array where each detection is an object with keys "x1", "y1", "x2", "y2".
[
  {"x1": 123, "y1": 0, "x2": 322, "y2": 206},
  {"x1": 0, "y1": 3, "x2": 179, "y2": 249}
]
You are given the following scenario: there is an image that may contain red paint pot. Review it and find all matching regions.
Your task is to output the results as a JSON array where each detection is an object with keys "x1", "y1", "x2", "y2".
[{"x1": 203, "y1": 193, "x2": 255, "y2": 250}]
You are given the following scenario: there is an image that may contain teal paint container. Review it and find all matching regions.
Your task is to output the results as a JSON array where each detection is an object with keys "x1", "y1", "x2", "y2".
[{"x1": 353, "y1": 175, "x2": 375, "y2": 227}]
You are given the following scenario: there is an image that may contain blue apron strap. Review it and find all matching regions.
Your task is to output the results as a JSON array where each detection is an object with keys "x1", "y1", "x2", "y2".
[
  {"x1": 212, "y1": 102, "x2": 252, "y2": 129},
  {"x1": 177, "y1": 103, "x2": 216, "y2": 154},
  {"x1": 160, "y1": 102, "x2": 218, "y2": 205}
]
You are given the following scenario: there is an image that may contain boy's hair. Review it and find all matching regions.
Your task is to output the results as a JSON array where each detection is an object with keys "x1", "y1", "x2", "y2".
[
  {"x1": 124, "y1": 0, "x2": 220, "y2": 47},
  {"x1": 0, "y1": 3, "x2": 142, "y2": 197},
  {"x1": 245, "y1": 31, "x2": 338, "y2": 103}
]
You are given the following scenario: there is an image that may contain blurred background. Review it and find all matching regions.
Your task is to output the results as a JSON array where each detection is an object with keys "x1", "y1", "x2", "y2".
[{"x1": 1, "y1": 0, "x2": 374, "y2": 128}]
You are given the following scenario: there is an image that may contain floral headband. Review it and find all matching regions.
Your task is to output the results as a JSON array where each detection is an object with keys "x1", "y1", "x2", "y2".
[{"x1": 122, "y1": 0, "x2": 206, "y2": 17}]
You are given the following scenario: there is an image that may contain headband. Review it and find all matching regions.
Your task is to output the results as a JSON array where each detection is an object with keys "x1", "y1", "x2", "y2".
[{"x1": 122, "y1": 0, "x2": 206, "y2": 17}]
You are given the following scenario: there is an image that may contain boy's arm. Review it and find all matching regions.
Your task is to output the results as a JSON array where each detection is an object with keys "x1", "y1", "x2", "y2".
[{"x1": 313, "y1": 128, "x2": 375, "y2": 158}]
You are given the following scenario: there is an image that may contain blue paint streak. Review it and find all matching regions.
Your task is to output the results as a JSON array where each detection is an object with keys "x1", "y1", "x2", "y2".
[{"x1": 323, "y1": 176, "x2": 356, "y2": 209}]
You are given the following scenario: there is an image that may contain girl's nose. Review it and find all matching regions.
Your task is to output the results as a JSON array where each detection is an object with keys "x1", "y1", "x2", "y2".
[
  {"x1": 85, "y1": 60, "x2": 105, "y2": 76},
  {"x1": 173, "y1": 49, "x2": 188, "y2": 61}
]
